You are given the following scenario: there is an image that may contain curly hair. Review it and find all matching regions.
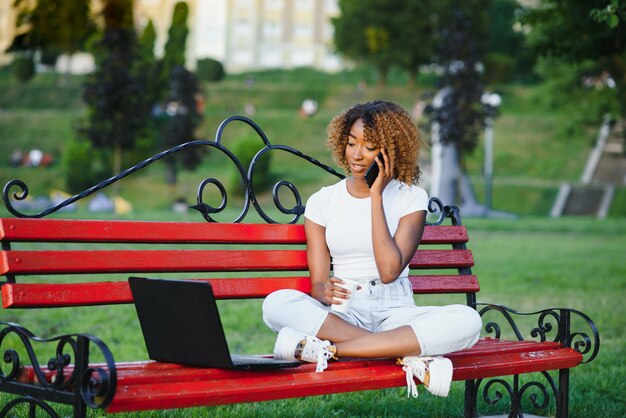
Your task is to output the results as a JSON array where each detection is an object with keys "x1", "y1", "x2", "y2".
[{"x1": 326, "y1": 100, "x2": 422, "y2": 185}]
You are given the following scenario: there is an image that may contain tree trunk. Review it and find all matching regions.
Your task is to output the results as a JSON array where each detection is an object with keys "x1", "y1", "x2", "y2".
[
  {"x1": 377, "y1": 65, "x2": 388, "y2": 87},
  {"x1": 165, "y1": 159, "x2": 177, "y2": 185}
]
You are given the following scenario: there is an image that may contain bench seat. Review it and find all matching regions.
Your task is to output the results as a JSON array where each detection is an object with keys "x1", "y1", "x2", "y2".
[{"x1": 12, "y1": 338, "x2": 582, "y2": 413}]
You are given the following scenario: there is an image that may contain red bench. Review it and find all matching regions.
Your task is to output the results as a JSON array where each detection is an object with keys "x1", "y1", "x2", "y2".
[
  {"x1": 0, "y1": 117, "x2": 599, "y2": 416},
  {"x1": 0, "y1": 206, "x2": 599, "y2": 417}
]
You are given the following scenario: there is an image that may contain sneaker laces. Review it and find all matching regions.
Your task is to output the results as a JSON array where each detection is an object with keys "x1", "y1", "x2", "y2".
[
  {"x1": 300, "y1": 338, "x2": 334, "y2": 372},
  {"x1": 398, "y1": 357, "x2": 421, "y2": 398}
]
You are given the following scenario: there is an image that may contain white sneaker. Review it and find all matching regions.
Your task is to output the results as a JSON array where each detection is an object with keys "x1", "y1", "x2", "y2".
[
  {"x1": 273, "y1": 327, "x2": 335, "y2": 372},
  {"x1": 399, "y1": 356, "x2": 453, "y2": 398}
]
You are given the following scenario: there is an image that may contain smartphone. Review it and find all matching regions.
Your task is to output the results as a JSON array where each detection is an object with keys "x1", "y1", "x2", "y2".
[{"x1": 364, "y1": 152, "x2": 384, "y2": 188}]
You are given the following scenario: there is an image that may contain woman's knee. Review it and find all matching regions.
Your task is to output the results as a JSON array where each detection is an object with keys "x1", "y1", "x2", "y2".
[
  {"x1": 262, "y1": 289, "x2": 303, "y2": 331},
  {"x1": 450, "y1": 304, "x2": 482, "y2": 345},
  {"x1": 263, "y1": 289, "x2": 299, "y2": 317}
]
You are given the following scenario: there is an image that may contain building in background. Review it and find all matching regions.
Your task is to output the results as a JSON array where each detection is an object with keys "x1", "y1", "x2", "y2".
[
  {"x1": 136, "y1": 0, "x2": 343, "y2": 73},
  {"x1": 0, "y1": 0, "x2": 18, "y2": 66},
  {"x1": 0, "y1": 0, "x2": 344, "y2": 73}
]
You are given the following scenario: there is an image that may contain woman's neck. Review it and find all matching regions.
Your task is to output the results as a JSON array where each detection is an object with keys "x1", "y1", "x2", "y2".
[{"x1": 346, "y1": 176, "x2": 371, "y2": 199}]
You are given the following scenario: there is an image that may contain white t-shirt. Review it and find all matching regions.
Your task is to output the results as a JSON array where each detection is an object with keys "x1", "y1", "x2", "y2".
[{"x1": 304, "y1": 178, "x2": 428, "y2": 281}]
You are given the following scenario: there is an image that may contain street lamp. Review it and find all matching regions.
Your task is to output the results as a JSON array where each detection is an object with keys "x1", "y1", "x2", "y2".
[{"x1": 481, "y1": 92, "x2": 502, "y2": 211}]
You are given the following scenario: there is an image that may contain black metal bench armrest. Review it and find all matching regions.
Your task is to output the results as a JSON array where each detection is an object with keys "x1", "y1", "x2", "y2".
[
  {"x1": 476, "y1": 303, "x2": 600, "y2": 364},
  {"x1": 0, "y1": 321, "x2": 117, "y2": 410}
]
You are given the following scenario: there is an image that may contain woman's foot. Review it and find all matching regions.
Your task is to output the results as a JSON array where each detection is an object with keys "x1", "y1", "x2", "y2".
[
  {"x1": 398, "y1": 356, "x2": 453, "y2": 397},
  {"x1": 273, "y1": 327, "x2": 337, "y2": 372}
]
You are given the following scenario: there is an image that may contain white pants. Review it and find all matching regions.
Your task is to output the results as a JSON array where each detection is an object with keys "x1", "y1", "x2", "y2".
[{"x1": 263, "y1": 276, "x2": 482, "y2": 356}]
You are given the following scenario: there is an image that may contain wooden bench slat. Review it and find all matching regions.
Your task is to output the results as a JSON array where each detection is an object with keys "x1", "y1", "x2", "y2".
[
  {"x1": 0, "y1": 249, "x2": 473, "y2": 275},
  {"x1": 0, "y1": 219, "x2": 467, "y2": 245},
  {"x1": 106, "y1": 348, "x2": 582, "y2": 412},
  {"x1": 2, "y1": 275, "x2": 479, "y2": 308},
  {"x1": 0, "y1": 219, "x2": 307, "y2": 244},
  {"x1": 0, "y1": 250, "x2": 309, "y2": 275}
]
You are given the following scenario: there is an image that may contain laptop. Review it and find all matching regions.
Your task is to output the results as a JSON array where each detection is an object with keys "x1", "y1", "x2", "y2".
[{"x1": 128, "y1": 276, "x2": 300, "y2": 370}]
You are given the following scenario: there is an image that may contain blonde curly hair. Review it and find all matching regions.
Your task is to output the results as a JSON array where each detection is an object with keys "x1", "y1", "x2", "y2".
[{"x1": 327, "y1": 100, "x2": 422, "y2": 185}]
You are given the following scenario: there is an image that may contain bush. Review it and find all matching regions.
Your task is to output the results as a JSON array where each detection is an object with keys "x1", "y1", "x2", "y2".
[
  {"x1": 12, "y1": 56, "x2": 35, "y2": 82},
  {"x1": 484, "y1": 53, "x2": 515, "y2": 84},
  {"x1": 229, "y1": 136, "x2": 272, "y2": 197},
  {"x1": 196, "y1": 58, "x2": 225, "y2": 82},
  {"x1": 63, "y1": 138, "x2": 96, "y2": 194}
]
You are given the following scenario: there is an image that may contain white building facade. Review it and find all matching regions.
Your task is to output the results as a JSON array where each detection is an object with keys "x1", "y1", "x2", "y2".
[
  {"x1": 136, "y1": 0, "x2": 344, "y2": 73},
  {"x1": 0, "y1": 0, "x2": 344, "y2": 73}
]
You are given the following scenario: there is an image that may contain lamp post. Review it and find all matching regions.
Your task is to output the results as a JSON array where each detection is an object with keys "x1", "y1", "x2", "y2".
[{"x1": 481, "y1": 92, "x2": 501, "y2": 211}]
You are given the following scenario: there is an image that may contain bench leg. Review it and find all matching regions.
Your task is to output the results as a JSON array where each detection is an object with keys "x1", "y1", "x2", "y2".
[
  {"x1": 556, "y1": 368, "x2": 569, "y2": 418},
  {"x1": 464, "y1": 379, "x2": 478, "y2": 418},
  {"x1": 72, "y1": 336, "x2": 89, "y2": 418}
]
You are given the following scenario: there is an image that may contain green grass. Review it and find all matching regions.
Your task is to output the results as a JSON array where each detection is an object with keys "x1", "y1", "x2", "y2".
[{"x1": 0, "y1": 216, "x2": 624, "y2": 417}]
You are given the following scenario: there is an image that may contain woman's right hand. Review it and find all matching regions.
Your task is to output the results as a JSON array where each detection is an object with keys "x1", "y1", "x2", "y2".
[{"x1": 323, "y1": 277, "x2": 360, "y2": 306}]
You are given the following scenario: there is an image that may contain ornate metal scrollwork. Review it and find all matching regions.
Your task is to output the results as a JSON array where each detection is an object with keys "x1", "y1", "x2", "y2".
[
  {"x1": 0, "y1": 396, "x2": 60, "y2": 418},
  {"x1": 0, "y1": 322, "x2": 117, "y2": 412},
  {"x1": 474, "y1": 371, "x2": 557, "y2": 417},
  {"x1": 425, "y1": 196, "x2": 461, "y2": 226},
  {"x1": 470, "y1": 304, "x2": 599, "y2": 416},
  {"x1": 2, "y1": 115, "x2": 347, "y2": 223},
  {"x1": 3, "y1": 115, "x2": 459, "y2": 224},
  {"x1": 477, "y1": 303, "x2": 600, "y2": 363}
]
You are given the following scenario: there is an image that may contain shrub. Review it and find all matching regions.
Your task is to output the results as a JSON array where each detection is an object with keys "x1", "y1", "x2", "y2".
[
  {"x1": 484, "y1": 53, "x2": 514, "y2": 84},
  {"x1": 63, "y1": 138, "x2": 96, "y2": 194},
  {"x1": 229, "y1": 136, "x2": 272, "y2": 197},
  {"x1": 196, "y1": 58, "x2": 225, "y2": 82},
  {"x1": 12, "y1": 56, "x2": 35, "y2": 82}
]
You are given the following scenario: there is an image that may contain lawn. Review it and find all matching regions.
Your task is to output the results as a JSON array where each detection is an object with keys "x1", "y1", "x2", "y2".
[{"x1": 0, "y1": 215, "x2": 624, "y2": 417}]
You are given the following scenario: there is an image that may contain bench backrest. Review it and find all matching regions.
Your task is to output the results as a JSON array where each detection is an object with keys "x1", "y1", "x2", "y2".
[{"x1": 0, "y1": 218, "x2": 477, "y2": 309}]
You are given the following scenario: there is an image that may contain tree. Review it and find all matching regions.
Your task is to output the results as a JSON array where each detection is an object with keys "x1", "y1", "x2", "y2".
[
  {"x1": 160, "y1": 1, "x2": 190, "y2": 94},
  {"x1": 12, "y1": 0, "x2": 94, "y2": 79},
  {"x1": 521, "y1": 1, "x2": 626, "y2": 117},
  {"x1": 332, "y1": 0, "x2": 440, "y2": 85},
  {"x1": 485, "y1": 0, "x2": 532, "y2": 82},
  {"x1": 426, "y1": 6, "x2": 507, "y2": 217},
  {"x1": 80, "y1": 0, "x2": 148, "y2": 193},
  {"x1": 138, "y1": 20, "x2": 162, "y2": 120},
  {"x1": 149, "y1": 2, "x2": 205, "y2": 187},
  {"x1": 157, "y1": 67, "x2": 204, "y2": 185},
  {"x1": 394, "y1": 0, "x2": 442, "y2": 86}
]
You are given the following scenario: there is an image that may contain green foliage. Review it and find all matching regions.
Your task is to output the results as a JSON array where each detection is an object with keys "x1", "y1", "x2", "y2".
[
  {"x1": 12, "y1": 56, "x2": 35, "y2": 83},
  {"x1": 486, "y1": 0, "x2": 534, "y2": 82},
  {"x1": 230, "y1": 136, "x2": 272, "y2": 197},
  {"x1": 484, "y1": 53, "x2": 515, "y2": 84},
  {"x1": 333, "y1": 0, "x2": 442, "y2": 85},
  {"x1": 81, "y1": 0, "x2": 148, "y2": 151},
  {"x1": 521, "y1": 0, "x2": 626, "y2": 116},
  {"x1": 533, "y1": 57, "x2": 622, "y2": 126},
  {"x1": 12, "y1": 0, "x2": 94, "y2": 62},
  {"x1": 590, "y1": 0, "x2": 625, "y2": 28},
  {"x1": 197, "y1": 58, "x2": 226, "y2": 82},
  {"x1": 161, "y1": 1, "x2": 189, "y2": 85},
  {"x1": 138, "y1": 20, "x2": 164, "y2": 126},
  {"x1": 431, "y1": 8, "x2": 487, "y2": 156},
  {"x1": 62, "y1": 137, "x2": 95, "y2": 193},
  {"x1": 158, "y1": 67, "x2": 204, "y2": 185}
]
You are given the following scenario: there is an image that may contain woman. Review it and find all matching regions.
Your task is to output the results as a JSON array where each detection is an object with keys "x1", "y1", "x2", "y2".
[{"x1": 262, "y1": 100, "x2": 482, "y2": 397}]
